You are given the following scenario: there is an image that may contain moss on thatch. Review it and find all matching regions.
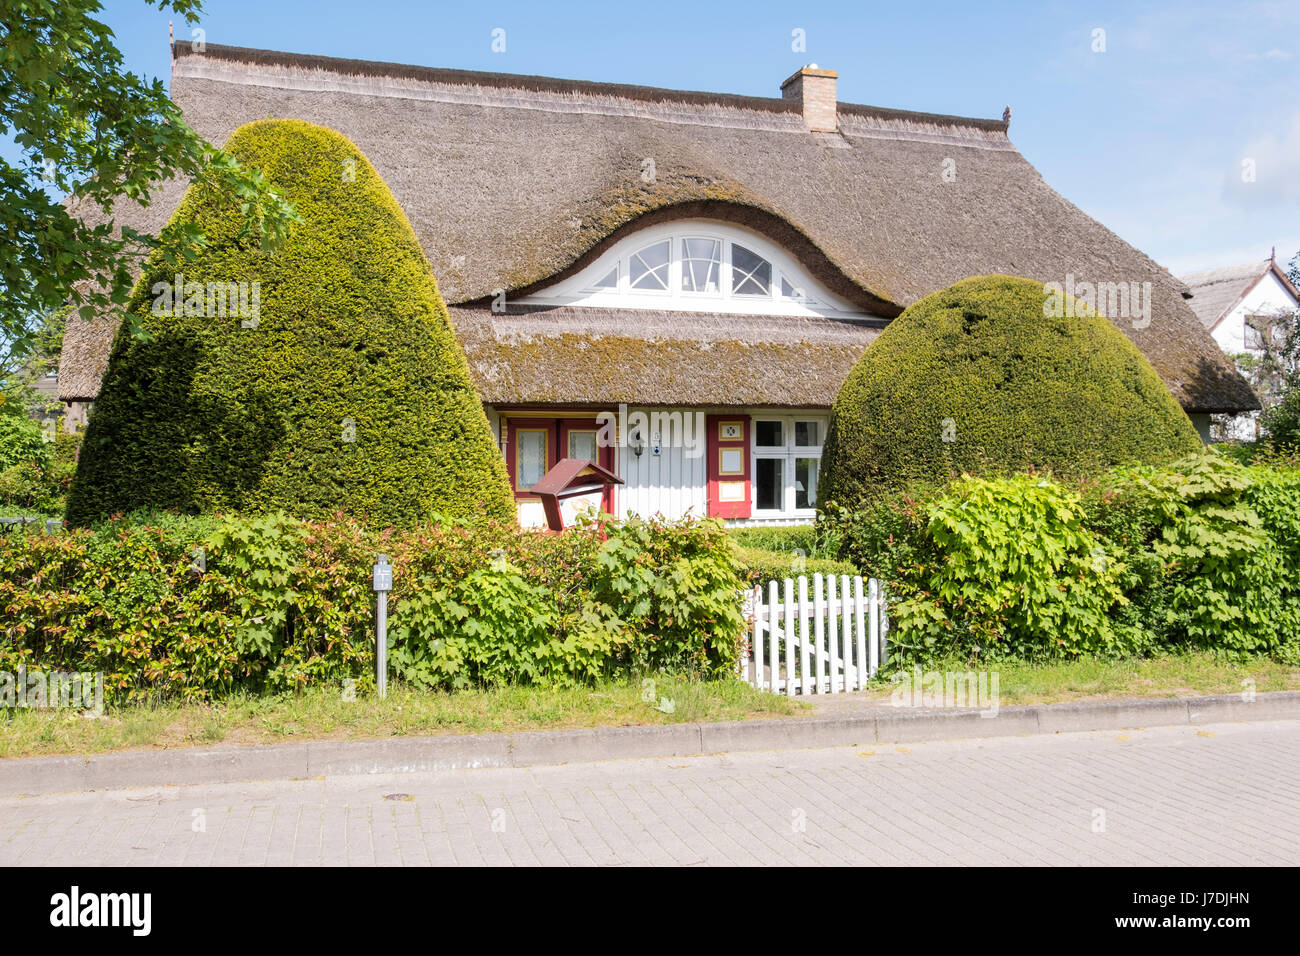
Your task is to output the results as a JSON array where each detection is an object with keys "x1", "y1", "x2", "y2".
[
  {"x1": 819, "y1": 275, "x2": 1204, "y2": 506},
  {"x1": 66, "y1": 119, "x2": 513, "y2": 527}
]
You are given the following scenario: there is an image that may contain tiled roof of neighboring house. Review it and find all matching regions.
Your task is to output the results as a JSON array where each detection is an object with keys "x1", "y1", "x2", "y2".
[
  {"x1": 58, "y1": 42, "x2": 1258, "y2": 413},
  {"x1": 452, "y1": 305, "x2": 882, "y2": 407},
  {"x1": 1179, "y1": 258, "x2": 1300, "y2": 330}
]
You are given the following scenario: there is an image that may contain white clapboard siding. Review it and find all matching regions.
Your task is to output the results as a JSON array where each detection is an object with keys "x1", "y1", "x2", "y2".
[{"x1": 740, "y1": 573, "x2": 888, "y2": 695}]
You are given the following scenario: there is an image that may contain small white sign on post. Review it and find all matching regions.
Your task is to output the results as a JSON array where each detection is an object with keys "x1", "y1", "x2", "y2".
[{"x1": 373, "y1": 554, "x2": 392, "y2": 699}]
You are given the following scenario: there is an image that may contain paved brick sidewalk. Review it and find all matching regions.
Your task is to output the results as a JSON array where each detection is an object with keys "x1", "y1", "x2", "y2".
[{"x1": 3, "y1": 720, "x2": 1297, "y2": 866}]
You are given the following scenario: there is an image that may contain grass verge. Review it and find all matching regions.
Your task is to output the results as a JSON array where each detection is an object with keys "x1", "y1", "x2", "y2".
[
  {"x1": 831, "y1": 652, "x2": 1300, "y2": 707},
  {"x1": 0, "y1": 675, "x2": 797, "y2": 759},
  {"x1": 3, "y1": 653, "x2": 1295, "y2": 759}
]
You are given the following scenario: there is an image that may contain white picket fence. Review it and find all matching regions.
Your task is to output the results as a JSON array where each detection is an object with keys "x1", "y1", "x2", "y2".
[{"x1": 739, "y1": 574, "x2": 888, "y2": 696}]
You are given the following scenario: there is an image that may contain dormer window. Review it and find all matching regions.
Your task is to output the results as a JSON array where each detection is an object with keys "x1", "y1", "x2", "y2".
[
  {"x1": 629, "y1": 240, "x2": 671, "y2": 291},
  {"x1": 517, "y1": 219, "x2": 870, "y2": 319},
  {"x1": 680, "y1": 238, "x2": 721, "y2": 294},
  {"x1": 731, "y1": 244, "x2": 771, "y2": 296}
]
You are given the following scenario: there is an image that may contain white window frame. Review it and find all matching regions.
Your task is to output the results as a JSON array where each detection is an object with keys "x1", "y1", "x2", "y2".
[
  {"x1": 751, "y1": 414, "x2": 826, "y2": 518},
  {"x1": 517, "y1": 220, "x2": 869, "y2": 319}
]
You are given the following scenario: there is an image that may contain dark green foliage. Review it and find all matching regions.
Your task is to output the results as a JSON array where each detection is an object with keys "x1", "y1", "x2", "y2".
[
  {"x1": 66, "y1": 119, "x2": 512, "y2": 528},
  {"x1": 820, "y1": 275, "x2": 1202, "y2": 507}
]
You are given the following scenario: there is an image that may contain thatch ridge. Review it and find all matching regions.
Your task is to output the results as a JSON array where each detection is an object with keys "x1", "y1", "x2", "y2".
[{"x1": 173, "y1": 42, "x2": 1009, "y2": 133}]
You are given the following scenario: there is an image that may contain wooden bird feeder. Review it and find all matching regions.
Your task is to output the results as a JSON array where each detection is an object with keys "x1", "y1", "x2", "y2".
[{"x1": 530, "y1": 457, "x2": 623, "y2": 531}]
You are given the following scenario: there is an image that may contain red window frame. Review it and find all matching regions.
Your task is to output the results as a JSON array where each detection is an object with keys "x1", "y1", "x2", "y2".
[
  {"x1": 706, "y1": 414, "x2": 751, "y2": 519},
  {"x1": 504, "y1": 415, "x2": 616, "y2": 513}
]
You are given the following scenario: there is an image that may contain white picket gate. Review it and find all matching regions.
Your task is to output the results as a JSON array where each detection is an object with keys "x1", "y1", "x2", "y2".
[{"x1": 738, "y1": 574, "x2": 888, "y2": 695}]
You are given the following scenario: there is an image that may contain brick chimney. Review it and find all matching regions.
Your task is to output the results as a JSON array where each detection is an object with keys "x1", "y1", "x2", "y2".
[{"x1": 781, "y1": 64, "x2": 838, "y2": 132}]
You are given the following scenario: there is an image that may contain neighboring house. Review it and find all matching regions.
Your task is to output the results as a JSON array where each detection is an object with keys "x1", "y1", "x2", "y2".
[
  {"x1": 30, "y1": 368, "x2": 61, "y2": 427},
  {"x1": 59, "y1": 42, "x2": 1257, "y2": 526},
  {"x1": 1181, "y1": 254, "x2": 1300, "y2": 357},
  {"x1": 1179, "y1": 253, "x2": 1299, "y2": 440}
]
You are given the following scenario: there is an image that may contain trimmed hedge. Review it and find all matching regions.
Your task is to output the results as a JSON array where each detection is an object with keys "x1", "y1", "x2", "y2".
[
  {"x1": 727, "y1": 525, "x2": 816, "y2": 553},
  {"x1": 0, "y1": 512, "x2": 746, "y2": 701},
  {"x1": 820, "y1": 275, "x2": 1202, "y2": 507},
  {"x1": 733, "y1": 545, "x2": 857, "y2": 585},
  {"x1": 67, "y1": 119, "x2": 513, "y2": 528},
  {"x1": 726, "y1": 525, "x2": 857, "y2": 583}
]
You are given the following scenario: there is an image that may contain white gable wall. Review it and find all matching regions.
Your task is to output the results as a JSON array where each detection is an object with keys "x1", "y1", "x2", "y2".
[
  {"x1": 1210, "y1": 270, "x2": 1298, "y2": 356},
  {"x1": 1207, "y1": 271, "x2": 1297, "y2": 442}
]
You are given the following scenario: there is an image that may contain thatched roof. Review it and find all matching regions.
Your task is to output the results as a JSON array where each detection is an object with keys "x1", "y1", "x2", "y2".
[
  {"x1": 59, "y1": 41, "x2": 1256, "y2": 413},
  {"x1": 453, "y1": 305, "x2": 882, "y2": 407},
  {"x1": 1179, "y1": 258, "x2": 1300, "y2": 330}
]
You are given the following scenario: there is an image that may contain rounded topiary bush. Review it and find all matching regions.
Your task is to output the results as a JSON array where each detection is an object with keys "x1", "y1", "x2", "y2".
[
  {"x1": 67, "y1": 119, "x2": 513, "y2": 527},
  {"x1": 819, "y1": 274, "x2": 1202, "y2": 507}
]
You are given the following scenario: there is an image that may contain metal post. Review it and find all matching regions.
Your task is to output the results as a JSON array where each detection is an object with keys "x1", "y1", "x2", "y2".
[{"x1": 372, "y1": 554, "x2": 392, "y2": 699}]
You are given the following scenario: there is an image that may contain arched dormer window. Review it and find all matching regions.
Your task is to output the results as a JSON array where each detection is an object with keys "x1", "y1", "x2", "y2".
[{"x1": 517, "y1": 220, "x2": 868, "y2": 319}]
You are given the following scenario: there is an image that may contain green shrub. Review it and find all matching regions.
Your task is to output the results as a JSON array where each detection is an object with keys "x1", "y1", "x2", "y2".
[
  {"x1": 0, "y1": 412, "x2": 50, "y2": 473},
  {"x1": 0, "y1": 511, "x2": 746, "y2": 701},
  {"x1": 1263, "y1": 376, "x2": 1300, "y2": 451},
  {"x1": 828, "y1": 453, "x2": 1300, "y2": 666},
  {"x1": 66, "y1": 119, "x2": 512, "y2": 529},
  {"x1": 585, "y1": 514, "x2": 746, "y2": 676},
  {"x1": 819, "y1": 482, "x2": 946, "y2": 580},
  {"x1": 0, "y1": 419, "x2": 79, "y2": 516},
  {"x1": 885, "y1": 474, "x2": 1127, "y2": 662},
  {"x1": 728, "y1": 525, "x2": 817, "y2": 553},
  {"x1": 820, "y1": 275, "x2": 1202, "y2": 507},
  {"x1": 727, "y1": 524, "x2": 855, "y2": 582},
  {"x1": 1094, "y1": 453, "x2": 1300, "y2": 659}
]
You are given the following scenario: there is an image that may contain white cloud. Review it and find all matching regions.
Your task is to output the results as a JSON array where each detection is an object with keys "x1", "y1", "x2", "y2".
[
  {"x1": 1243, "y1": 48, "x2": 1293, "y2": 60},
  {"x1": 1223, "y1": 111, "x2": 1300, "y2": 207}
]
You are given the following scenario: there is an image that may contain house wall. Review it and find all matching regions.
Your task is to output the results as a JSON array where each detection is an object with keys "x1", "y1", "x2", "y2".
[
  {"x1": 1188, "y1": 413, "x2": 1212, "y2": 443},
  {"x1": 1209, "y1": 272, "x2": 1298, "y2": 442},
  {"x1": 1210, "y1": 270, "x2": 1298, "y2": 356},
  {"x1": 616, "y1": 424, "x2": 708, "y2": 521},
  {"x1": 490, "y1": 405, "x2": 829, "y2": 528}
]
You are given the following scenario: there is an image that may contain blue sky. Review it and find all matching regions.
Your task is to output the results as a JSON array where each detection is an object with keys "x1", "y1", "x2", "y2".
[{"x1": 18, "y1": 0, "x2": 1300, "y2": 274}]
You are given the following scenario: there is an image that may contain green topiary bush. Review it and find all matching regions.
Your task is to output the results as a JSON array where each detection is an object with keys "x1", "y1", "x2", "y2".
[
  {"x1": 66, "y1": 119, "x2": 512, "y2": 528},
  {"x1": 819, "y1": 275, "x2": 1202, "y2": 507}
]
